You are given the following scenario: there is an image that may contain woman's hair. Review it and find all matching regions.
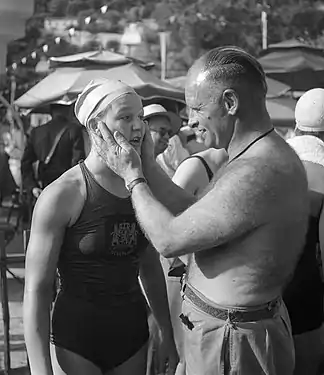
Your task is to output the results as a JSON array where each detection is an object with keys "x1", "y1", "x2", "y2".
[{"x1": 86, "y1": 103, "x2": 112, "y2": 133}]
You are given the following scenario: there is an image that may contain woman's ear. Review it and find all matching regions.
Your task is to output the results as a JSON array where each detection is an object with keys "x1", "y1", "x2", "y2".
[{"x1": 88, "y1": 118, "x2": 101, "y2": 135}]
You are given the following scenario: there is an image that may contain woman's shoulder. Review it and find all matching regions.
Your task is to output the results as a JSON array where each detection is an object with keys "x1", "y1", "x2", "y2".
[
  {"x1": 35, "y1": 165, "x2": 85, "y2": 225},
  {"x1": 199, "y1": 149, "x2": 228, "y2": 171}
]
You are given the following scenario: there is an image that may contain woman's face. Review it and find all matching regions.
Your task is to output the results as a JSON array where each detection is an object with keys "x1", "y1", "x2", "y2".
[{"x1": 101, "y1": 93, "x2": 145, "y2": 155}]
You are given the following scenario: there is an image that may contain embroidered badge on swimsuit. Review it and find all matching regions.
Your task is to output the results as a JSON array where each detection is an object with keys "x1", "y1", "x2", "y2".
[{"x1": 109, "y1": 218, "x2": 139, "y2": 256}]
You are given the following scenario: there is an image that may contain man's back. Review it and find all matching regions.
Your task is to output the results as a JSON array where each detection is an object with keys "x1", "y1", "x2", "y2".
[
  {"x1": 21, "y1": 117, "x2": 85, "y2": 192},
  {"x1": 187, "y1": 131, "x2": 308, "y2": 306}
]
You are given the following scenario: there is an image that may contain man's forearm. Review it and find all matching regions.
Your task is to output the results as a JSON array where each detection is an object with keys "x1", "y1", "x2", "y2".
[
  {"x1": 144, "y1": 161, "x2": 196, "y2": 215},
  {"x1": 132, "y1": 182, "x2": 180, "y2": 257}
]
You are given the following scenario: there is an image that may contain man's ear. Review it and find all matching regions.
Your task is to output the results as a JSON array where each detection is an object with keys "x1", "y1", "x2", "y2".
[{"x1": 223, "y1": 89, "x2": 239, "y2": 116}]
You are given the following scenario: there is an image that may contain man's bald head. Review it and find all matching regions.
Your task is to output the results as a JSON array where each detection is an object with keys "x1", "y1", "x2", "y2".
[{"x1": 187, "y1": 46, "x2": 267, "y2": 104}]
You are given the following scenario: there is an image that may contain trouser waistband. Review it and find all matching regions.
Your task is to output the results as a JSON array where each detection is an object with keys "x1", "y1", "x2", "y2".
[{"x1": 182, "y1": 283, "x2": 280, "y2": 323}]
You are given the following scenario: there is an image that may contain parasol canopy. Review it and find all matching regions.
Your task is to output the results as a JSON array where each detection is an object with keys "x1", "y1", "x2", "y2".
[
  {"x1": 15, "y1": 63, "x2": 185, "y2": 110},
  {"x1": 49, "y1": 50, "x2": 155, "y2": 70},
  {"x1": 266, "y1": 97, "x2": 296, "y2": 127},
  {"x1": 258, "y1": 40, "x2": 324, "y2": 91}
]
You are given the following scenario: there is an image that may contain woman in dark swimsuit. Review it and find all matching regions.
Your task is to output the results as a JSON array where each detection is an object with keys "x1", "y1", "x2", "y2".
[{"x1": 24, "y1": 79, "x2": 178, "y2": 375}]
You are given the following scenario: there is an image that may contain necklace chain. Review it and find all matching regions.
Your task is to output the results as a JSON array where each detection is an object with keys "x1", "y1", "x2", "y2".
[{"x1": 227, "y1": 128, "x2": 275, "y2": 165}]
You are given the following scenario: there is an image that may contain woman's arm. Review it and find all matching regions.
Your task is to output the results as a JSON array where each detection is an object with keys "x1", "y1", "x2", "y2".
[{"x1": 23, "y1": 180, "x2": 75, "y2": 375}]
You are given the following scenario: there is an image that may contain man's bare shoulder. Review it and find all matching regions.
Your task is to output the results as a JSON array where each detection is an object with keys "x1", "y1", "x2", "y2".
[{"x1": 214, "y1": 137, "x2": 307, "y2": 205}]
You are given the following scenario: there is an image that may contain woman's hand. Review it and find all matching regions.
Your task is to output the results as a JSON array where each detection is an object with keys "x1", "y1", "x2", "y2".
[{"x1": 93, "y1": 121, "x2": 144, "y2": 185}]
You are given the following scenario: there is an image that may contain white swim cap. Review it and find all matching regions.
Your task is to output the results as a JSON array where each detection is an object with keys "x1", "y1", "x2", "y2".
[
  {"x1": 74, "y1": 78, "x2": 138, "y2": 126},
  {"x1": 295, "y1": 88, "x2": 324, "y2": 132},
  {"x1": 287, "y1": 135, "x2": 324, "y2": 167}
]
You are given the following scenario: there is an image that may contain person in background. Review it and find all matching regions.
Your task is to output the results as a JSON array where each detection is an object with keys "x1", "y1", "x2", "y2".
[
  {"x1": 282, "y1": 88, "x2": 324, "y2": 375},
  {"x1": 21, "y1": 104, "x2": 85, "y2": 200},
  {"x1": 161, "y1": 147, "x2": 228, "y2": 374},
  {"x1": 142, "y1": 104, "x2": 183, "y2": 374},
  {"x1": 173, "y1": 148, "x2": 228, "y2": 197},
  {"x1": 3, "y1": 125, "x2": 25, "y2": 188},
  {"x1": 157, "y1": 135, "x2": 190, "y2": 179},
  {"x1": 24, "y1": 79, "x2": 178, "y2": 375},
  {"x1": 143, "y1": 104, "x2": 182, "y2": 159}
]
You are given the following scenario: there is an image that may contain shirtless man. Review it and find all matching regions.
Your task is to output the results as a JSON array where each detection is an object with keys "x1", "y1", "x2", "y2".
[{"x1": 93, "y1": 47, "x2": 309, "y2": 374}]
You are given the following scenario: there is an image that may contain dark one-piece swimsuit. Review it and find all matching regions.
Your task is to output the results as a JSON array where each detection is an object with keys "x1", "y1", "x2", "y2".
[{"x1": 51, "y1": 161, "x2": 149, "y2": 372}]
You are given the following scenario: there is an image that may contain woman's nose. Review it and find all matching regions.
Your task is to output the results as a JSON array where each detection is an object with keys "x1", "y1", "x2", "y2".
[{"x1": 133, "y1": 118, "x2": 144, "y2": 130}]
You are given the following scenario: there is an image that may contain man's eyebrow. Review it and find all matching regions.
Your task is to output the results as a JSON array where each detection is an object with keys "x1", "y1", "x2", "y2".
[{"x1": 190, "y1": 104, "x2": 202, "y2": 111}]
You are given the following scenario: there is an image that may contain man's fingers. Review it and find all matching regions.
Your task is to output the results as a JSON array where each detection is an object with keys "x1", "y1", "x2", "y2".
[
  {"x1": 98, "y1": 121, "x2": 118, "y2": 148},
  {"x1": 113, "y1": 131, "x2": 133, "y2": 151},
  {"x1": 92, "y1": 131, "x2": 104, "y2": 148}
]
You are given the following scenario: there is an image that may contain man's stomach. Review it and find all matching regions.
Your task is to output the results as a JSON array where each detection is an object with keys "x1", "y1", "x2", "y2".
[{"x1": 186, "y1": 251, "x2": 291, "y2": 307}]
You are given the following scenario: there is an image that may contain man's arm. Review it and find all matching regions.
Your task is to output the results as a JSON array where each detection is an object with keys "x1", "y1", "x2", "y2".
[
  {"x1": 133, "y1": 160, "x2": 270, "y2": 258},
  {"x1": 21, "y1": 131, "x2": 39, "y2": 193},
  {"x1": 69, "y1": 125, "x2": 85, "y2": 166},
  {"x1": 144, "y1": 160, "x2": 196, "y2": 215}
]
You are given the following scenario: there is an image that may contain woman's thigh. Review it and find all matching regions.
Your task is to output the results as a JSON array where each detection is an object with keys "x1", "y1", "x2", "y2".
[
  {"x1": 51, "y1": 344, "x2": 102, "y2": 375},
  {"x1": 108, "y1": 342, "x2": 148, "y2": 375}
]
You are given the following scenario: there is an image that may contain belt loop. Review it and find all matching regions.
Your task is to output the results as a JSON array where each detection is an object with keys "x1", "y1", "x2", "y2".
[{"x1": 226, "y1": 310, "x2": 237, "y2": 330}]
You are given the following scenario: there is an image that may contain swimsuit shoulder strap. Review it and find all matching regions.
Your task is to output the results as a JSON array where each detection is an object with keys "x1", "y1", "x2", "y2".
[{"x1": 188, "y1": 155, "x2": 214, "y2": 181}]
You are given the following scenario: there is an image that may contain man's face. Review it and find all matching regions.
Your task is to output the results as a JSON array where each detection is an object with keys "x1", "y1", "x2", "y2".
[
  {"x1": 148, "y1": 116, "x2": 172, "y2": 156},
  {"x1": 185, "y1": 69, "x2": 234, "y2": 150},
  {"x1": 103, "y1": 93, "x2": 145, "y2": 155}
]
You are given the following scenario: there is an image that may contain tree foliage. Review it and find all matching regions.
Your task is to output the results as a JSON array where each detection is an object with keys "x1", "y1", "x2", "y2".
[{"x1": 5, "y1": 0, "x2": 324, "y2": 90}]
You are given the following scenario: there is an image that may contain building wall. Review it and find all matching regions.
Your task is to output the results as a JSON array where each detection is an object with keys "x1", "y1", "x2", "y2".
[{"x1": 0, "y1": 0, "x2": 34, "y2": 77}]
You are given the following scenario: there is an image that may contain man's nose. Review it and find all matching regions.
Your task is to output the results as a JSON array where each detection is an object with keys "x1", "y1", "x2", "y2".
[{"x1": 188, "y1": 118, "x2": 199, "y2": 129}]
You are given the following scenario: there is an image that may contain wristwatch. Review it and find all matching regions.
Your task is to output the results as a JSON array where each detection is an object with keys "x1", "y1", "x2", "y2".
[{"x1": 126, "y1": 177, "x2": 147, "y2": 194}]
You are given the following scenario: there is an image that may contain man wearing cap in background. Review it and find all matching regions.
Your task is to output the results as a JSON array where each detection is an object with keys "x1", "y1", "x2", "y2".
[
  {"x1": 143, "y1": 104, "x2": 182, "y2": 159},
  {"x1": 283, "y1": 88, "x2": 324, "y2": 375}
]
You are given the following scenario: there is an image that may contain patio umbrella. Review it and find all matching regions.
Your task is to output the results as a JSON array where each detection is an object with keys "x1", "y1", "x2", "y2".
[
  {"x1": 166, "y1": 76, "x2": 291, "y2": 98},
  {"x1": 49, "y1": 50, "x2": 155, "y2": 70},
  {"x1": 14, "y1": 63, "x2": 185, "y2": 110},
  {"x1": 260, "y1": 39, "x2": 324, "y2": 55},
  {"x1": 258, "y1": 40, "x2": 324, "y2": 91},
  {"x1": 266, "y1": 97, "x2": 296, "y2": 127}
]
